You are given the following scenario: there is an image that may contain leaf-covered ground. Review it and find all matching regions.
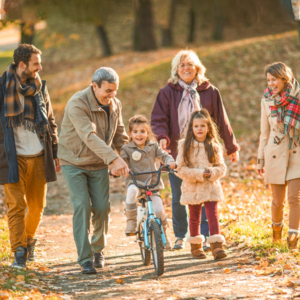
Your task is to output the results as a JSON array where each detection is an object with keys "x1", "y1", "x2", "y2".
[{"x1": 1, "y1": 31, "x2": 300, "y2": 299}]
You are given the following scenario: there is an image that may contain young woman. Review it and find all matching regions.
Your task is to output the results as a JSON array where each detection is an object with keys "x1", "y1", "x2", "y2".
[{"x1": 257, "y1": 62, "x2": 300, "y2": 250}]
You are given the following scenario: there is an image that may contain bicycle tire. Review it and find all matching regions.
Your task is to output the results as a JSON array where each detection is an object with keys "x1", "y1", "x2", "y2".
[
  {"x1": 149, "y1": 220, "x2": 164, "y2": 276},
  {"x1": 138, "y1": 220, "x2": 151, "y2": 266}
]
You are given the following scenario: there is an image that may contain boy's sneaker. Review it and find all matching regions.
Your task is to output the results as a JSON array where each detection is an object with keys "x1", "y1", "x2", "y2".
[{"x1": 12, "y1": 246, "x2": 27, "y2": 269}]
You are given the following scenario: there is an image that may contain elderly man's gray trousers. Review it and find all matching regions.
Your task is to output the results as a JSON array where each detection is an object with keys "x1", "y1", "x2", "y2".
[{"x1": 61, "y1": 166, "x2": 110, "y2": 265}]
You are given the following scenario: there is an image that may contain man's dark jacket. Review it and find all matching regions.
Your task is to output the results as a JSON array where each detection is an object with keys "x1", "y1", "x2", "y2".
[
  {"x1": 151, "y1": 82, "x2": 240, "y2": 159},
  {"x1": 0, "y1": 72, "x2": 58, "y2": 184}
]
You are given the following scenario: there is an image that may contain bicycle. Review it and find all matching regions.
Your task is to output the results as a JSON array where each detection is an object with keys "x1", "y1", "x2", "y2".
[{"x1": 110, "y1": 164, "x2": 176, "y2": 276}]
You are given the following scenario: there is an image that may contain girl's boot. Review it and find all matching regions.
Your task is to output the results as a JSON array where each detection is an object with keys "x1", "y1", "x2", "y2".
[
  {"x1": 125, "y1": 209, "x2": 137, "y2": 236},
  {"x1": 162, "y1": 218, "x2": 172, "y2": 250},
  {"x1": 207, "y1": 234, "x2": 227, "y2": 260},
  {"x1": 272, "y1": 224, "x2": 283, "y2": 243},
  {"x1": 186, "y1": 236, "x2": 207, "y2": 259},
  {"x1": 287, "y1": 233, "x2": 299, "y2": 251}
]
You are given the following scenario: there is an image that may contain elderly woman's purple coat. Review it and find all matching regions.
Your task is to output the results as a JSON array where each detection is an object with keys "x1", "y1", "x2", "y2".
[{"x1": 151, "y1": 82, "x2": 239, "y2": 159}]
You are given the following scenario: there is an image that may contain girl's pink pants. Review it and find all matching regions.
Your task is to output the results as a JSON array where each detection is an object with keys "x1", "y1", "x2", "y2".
[{"x1": 188, "y1": 201, "x2": 220, "y2": 237}]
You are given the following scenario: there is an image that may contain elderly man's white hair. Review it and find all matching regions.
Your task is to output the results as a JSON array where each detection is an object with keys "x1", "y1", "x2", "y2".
[{"x1": 92, "y1": 67, "x2": 119, "y2": 87}]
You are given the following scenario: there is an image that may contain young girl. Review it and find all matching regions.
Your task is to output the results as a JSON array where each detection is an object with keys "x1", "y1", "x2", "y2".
[
  {"x1": 115, "y1": 115, "x2": 176, "y2": 249},
  {"x1": 176, "y1": 109, "x2": 227, "y2": 260}
]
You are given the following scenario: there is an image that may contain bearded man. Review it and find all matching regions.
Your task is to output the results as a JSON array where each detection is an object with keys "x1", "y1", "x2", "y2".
[{"x1": 0, "y1": 44, "x2": 60, "y2": 268}]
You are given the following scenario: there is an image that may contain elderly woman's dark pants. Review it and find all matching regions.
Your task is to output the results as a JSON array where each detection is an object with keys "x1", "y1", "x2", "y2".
[
  {"x1": 201, "y1": 206, "x2": 210, "y2": 238},
  {"x1": 169, "y1": 173, "x2": 188, "y2": 238},
  {"x1": 61, "y1": 166, "x2": 110, "y2": 266}
]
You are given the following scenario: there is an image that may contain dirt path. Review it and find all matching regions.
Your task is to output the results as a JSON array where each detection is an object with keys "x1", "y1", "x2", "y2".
[{"x1": 23, "y1": 173, "x2": 286, "y2": 300}]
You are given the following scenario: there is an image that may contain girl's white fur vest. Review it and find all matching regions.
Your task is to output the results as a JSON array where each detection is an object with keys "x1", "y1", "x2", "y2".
[{"x1": 176, "y1": 139, "x2": 226, "y2": 205}]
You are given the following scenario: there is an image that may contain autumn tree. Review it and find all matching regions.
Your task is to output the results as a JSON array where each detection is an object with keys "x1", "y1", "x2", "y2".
[
  {"x1": 160, "y1": 0, "x2": 177, "y2": 47},
  {"x1": 48, "y1": 0, "x2": 113, "y2": 56},
  {"x1": 2, "y1": 0, "x2": 43, "y2": 44},
  {"x1": 133, "y1": 0, "x2": 157, "y2": 51}
]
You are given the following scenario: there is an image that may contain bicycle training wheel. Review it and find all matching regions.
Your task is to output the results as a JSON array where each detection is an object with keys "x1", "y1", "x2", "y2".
[
  {"x1": 149, "y1": 220, "x2": 164, "y2": 276},
  {"x1": 138, "y1": 220, "x2": 151, "y2": 266}
]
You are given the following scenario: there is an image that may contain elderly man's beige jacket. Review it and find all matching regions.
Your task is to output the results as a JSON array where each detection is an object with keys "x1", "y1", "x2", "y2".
[{"x1": 58, "y1": 85, "x2": 128, "y2": 170}]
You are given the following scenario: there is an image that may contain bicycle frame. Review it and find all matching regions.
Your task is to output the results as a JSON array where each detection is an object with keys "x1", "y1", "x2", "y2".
[
  {"x1": 129, "y1": 165, "x2": 174, "y2": 250},
  {"x1": 141, "y1": 192, "x2": 167, "y2": 250}
]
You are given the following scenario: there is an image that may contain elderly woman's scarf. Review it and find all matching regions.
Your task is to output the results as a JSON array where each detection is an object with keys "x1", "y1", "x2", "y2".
[
  {"x1": 178, "y1": 78, "x2": 201, "y2": 136},
  {"x1": 264, "y1": 77, "x2": 300, "y2": 148},
  {"x1": 4, "y1": 63, "x2": 49, "y2": 136}
]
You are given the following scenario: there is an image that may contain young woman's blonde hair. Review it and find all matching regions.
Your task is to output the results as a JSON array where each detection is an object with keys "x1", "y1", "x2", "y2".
[
  {"x1": 168, "y1": 50, "x2": 208, "y2": 85},
  {"x1": 264, "y1": 62, "x2": 294, "y2": 84},
  {"x1": 128, "y1": 115, "x2": 156, "y2": 142}
]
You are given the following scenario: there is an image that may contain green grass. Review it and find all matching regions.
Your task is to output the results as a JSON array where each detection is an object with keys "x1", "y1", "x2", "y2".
[{"x1": 0, "y1": 218, "x2": 11, "y2": 262}]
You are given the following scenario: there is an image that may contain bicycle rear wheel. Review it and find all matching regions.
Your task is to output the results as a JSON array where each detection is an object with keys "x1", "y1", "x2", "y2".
[
  {"x1": 149, "y1": 220, "x2": 164, "y2": 276},
  {"x1": 138, "y1": 220, "x2": 151, "y2": 266}
]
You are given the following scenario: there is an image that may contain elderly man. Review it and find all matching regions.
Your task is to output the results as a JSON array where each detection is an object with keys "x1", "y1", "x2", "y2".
[
  {"x1": 0, "y1": 44, "x2": 59, "y2": 268},
  {"x1": 58, "y1": 67, "x2": 129, "y2": 274}
]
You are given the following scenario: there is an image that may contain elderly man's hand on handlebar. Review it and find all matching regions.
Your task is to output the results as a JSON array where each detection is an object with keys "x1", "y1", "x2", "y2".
[
  {"x1": 168, "y1": 162, "x2": 176, "y2": 170},
  {"x1": 112, "y1": 157, "x2": 129, "y2": 177}
]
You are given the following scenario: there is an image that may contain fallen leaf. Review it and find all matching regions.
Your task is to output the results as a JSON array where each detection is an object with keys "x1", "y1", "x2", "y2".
[
  {"x1": 116, "y1": 278, "x2": 124, "y2": 284},
  {"x1": 224, "y1": 268, "x2": 231, "y2": 273},
  {"x1": 16, "y1": 275, "x2": 25, "y2": 282}
]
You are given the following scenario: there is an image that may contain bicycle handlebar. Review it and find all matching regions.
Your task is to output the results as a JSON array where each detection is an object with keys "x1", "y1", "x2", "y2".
[{"x1": 109, "y1": 164, "x2": 177, "y2": 190}]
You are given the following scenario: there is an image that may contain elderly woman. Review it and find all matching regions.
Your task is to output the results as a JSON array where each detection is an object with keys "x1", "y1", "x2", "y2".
[
  {"x1": 257, "y1": 62, "x2": 300, "y2": 250},
  {"x1": 151, "y1": 50, "x2": 239, "y2": 250}
]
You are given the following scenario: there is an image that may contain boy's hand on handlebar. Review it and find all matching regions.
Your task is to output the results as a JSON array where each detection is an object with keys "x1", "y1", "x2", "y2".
[
  {"x1": 112, "y1": 157, "x2": 129, "y2": 177},
  {"x1": 168, "y1": 162, "x2": 176, "y2": 170}
]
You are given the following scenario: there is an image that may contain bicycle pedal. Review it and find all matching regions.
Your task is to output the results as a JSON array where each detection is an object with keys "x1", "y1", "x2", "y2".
[{"x1": 126, "y1": 232, "x2": 136, "y2": 236}]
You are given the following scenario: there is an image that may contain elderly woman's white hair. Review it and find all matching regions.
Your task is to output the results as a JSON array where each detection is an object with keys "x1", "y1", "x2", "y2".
[{"x1": 168, "y1": 50, "x2": 208, "y2": 85}]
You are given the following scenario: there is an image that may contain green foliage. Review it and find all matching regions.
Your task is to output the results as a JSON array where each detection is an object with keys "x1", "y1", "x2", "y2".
[
  {"x1": 0, "y1": 217, "x2": 10, "y2": 261},
  {"x1": 0, "y1": 50, "x2": 13, "y2": 73}
]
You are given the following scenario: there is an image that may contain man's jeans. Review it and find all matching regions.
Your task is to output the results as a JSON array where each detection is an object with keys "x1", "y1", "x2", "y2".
[
  {"x1": 61, "y1": 166, "x2": 110, "y2": 266},
  {"x1": 169, "y1": 173, "x2": 209, "y2": 239}
]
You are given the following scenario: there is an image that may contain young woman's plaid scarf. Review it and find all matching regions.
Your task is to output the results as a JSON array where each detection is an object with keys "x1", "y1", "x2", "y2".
[
  {"x1": 264, "y1": 78, "x2": 300, "y2": 147},
  {"x1": 4, "y1": 63, "x2": 49, "y2": 135}
]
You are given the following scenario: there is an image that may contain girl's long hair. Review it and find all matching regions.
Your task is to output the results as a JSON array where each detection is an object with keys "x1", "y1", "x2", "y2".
[{"x1": 183, "y1": 109, "x2": 222, "y2": 166}]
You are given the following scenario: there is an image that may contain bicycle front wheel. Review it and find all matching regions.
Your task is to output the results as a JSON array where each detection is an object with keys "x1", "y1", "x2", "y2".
[
  {"x1": 149, "y1": 220, "x2": 164, "y2": 276},
  {"x1": 138, "y1": 220, "x2": 151, "y2": 266}
]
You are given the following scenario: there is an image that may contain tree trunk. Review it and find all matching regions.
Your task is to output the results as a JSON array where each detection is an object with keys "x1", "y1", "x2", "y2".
[
  {"x1": 20, "y1": 22, "x2": 35, "y2": 44},
  {"x1": 187, "y1": 5, "x2": 196, "y2": 43},
  {"x1": 211, "y1": 0, "x2": 224, "y2": 41},
  {"x1": 133, "y1": 0, "x2": 157, "y2": 51},
  {"x1": 298, "y1": 21, "x2": 300, "y2": 44},
  {"x1": 161, "y1": 0, "x2": 176, "y2": 47},
  {"x1": 96, "y1": 24, "x2": 112, "y2": 57}
]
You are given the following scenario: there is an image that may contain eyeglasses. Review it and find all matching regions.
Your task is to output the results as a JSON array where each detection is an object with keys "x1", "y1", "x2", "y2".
[{"x1": 178, "y1": 63, "x2": 195, "y2": 69}]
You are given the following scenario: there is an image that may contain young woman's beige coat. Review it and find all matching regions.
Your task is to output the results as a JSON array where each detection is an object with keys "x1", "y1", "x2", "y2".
[{"x1": 257, "y1": 91, "x2": 300, "y2": 184}]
